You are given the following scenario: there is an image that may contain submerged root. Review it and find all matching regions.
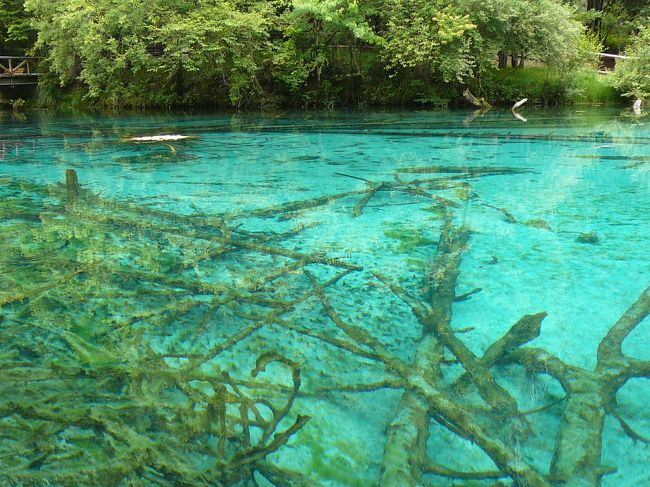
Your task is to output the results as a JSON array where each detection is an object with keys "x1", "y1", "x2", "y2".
[{"x1": 0, "y1": 169, "x2": 648, "y2": 486}]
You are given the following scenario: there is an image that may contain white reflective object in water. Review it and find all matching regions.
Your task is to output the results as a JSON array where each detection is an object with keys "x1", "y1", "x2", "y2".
[
  {"x1": 512, "y1": 111, "x2": 528, "y2": 122},
  {"x1": 129, "y1": 134, "x2": 193, "y2": 141},
  {"x1": 512, "y1": 98, "x2": 528, "y2": 122}
]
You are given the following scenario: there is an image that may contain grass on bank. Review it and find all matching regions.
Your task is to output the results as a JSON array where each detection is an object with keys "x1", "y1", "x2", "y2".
[{"x1": 483, "y1": 67, "x2": 620, "y2": 106}]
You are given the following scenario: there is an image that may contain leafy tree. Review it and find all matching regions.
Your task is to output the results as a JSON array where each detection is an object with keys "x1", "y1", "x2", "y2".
[
  {"x1": 611, "y1": 25, "x2": 650, "y2": 99},
  {"x1": 384, "y1": 0, "x2": 476, "y2": 82},
  {"x1": 383, "y1": 0, "x2": 591, "y2": 84},
  {"x1": 569, "y1": 0, "x2": 649, "y2": 52},
  {"x1": 272, "y1": 0, "x2": 385, "y2": 104},
  {"x1": 460, "y1": 0, "x2": 588, "y2": 70},
  {"x1": 26, "y1": 0, "x2": 391, "y2": 107},
  {"x1": 0, "y1": 0, "x2": 35, "y2": 54},
  {"x1": 17, "y1": 0, "x2": 636, "y2": 107},
  {"x1": 25, "y1": 0, "x2": 274, "y2": 107}
]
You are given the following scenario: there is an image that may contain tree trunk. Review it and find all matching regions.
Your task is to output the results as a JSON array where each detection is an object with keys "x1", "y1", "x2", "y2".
[
  {"x1": 175, "y1": 63, "x2": 185, "y2": 99},
  {"x1": 587, "y1": 0, "x2": 604, "y2": 34},
  {"x1": 498, "y1": 51, "x2": 508, "y2": 68}
]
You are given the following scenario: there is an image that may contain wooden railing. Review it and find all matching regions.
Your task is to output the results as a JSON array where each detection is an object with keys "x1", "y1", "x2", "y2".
[{"x1": 0, "y1": 56, "x2": 40, "y2": 85}]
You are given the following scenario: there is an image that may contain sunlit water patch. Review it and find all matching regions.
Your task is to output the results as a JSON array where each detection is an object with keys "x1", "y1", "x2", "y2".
[{"x1": 0, "y1": 108, "x2": 649, "y2": 486}]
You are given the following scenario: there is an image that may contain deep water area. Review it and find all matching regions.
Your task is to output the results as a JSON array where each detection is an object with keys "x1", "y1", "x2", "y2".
[{"x1": 0, "y1": 108, "x2": 649, "y2": 486}]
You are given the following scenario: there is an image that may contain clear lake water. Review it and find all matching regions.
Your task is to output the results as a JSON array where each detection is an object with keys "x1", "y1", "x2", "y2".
[{"x1": 0, "y1": 108, "x2": 649, "y2": 486}]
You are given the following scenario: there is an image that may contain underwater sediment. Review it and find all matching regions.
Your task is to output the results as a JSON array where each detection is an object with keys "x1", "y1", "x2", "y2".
[{"x1": 1, "y1": 111, "x2": 649, "y2": 486}]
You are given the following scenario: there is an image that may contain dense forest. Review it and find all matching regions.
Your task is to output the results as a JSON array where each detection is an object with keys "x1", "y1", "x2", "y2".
[{"x1": 1, "y1": 0, "x2": 650, "y2": 108}]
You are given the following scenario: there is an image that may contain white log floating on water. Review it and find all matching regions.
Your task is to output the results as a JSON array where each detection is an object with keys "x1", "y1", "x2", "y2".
[{"x1": 127, "y1": 134, "x2": 196, "y2": 142}]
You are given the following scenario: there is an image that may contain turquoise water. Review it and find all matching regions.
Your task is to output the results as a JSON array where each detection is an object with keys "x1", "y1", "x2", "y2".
[{"x1": 0, "y1": 108, "x2": 649, "y2": 486}]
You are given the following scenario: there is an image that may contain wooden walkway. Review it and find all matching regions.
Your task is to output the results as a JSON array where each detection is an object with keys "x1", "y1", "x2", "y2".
[{"x1": 0, "y1": 56, "x2": 40, "y2": 86}]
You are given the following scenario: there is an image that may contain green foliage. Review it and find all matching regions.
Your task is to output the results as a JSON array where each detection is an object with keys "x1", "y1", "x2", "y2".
[
  {"x1": 570, "y1": 0, "x2": 649, "y2": 52},
  {"x1": 383, "y1": 0, "x2": 589, "y2": 84},
  {"x1": 292, "y1": 0, "x2": 384, "y2": 46},
  {"x1": 575, "y1": 70, "x2": 619, "y2": 104},
  {"x1": 384, "y1": 0, "x2": 476, "y2": 82},
  {"x1": 460, "y1": 0, "x2": 586, "y2": 70},
  {"x1": 25, "y1": 0, "x2": 274, "y2": 107},
  {"x1": 9, "y1": 0, "x2": 646, "y2": 107},
  {"x1": 611, "y1": 26, "x2": 650, "y2": 100},
  {"x1": 362, "y1": 75, "x2": 454, "y2": 107},
  {"x1": 483, "y1": 67, "x2": 619, "y2": 105},
  {"x1": 0, "y1": 0, "x2": 35, "y2": 53},
  {"x1": 270, "y1": 0, "x2": 385, "y2": 106}
]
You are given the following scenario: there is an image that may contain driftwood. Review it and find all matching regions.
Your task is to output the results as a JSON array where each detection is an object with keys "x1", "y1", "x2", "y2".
[
  {"x1": 512, "y1": 98, "x2": 529, "y2": 122},
  {"x1": 463, "y1": 89, "x2": 493, "y2": 109},
  {"x1": 396, "y1": 166, "x2": 531, "y2": 176},
  {"x1": 125, "y1": 134, "x2": 198, "y2": 142},
  {"x1": 0, "y1": 173, "x2": 350, "y2": 486},
  {"x1": 333, "y1": 166, "x2": 530, "y2": 216},
  {"x1": 373, "y1": 223, "x2": 650, "y2": 485},
  {"x1": 375, "y1": 217, "x2": 547, "y2": 487},
  {"x1": 1, "y1": 165, "x2": 647, "y2": 486}
]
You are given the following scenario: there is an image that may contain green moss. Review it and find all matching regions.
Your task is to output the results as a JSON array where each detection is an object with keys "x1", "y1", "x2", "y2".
[
  {"x1": 384, "y1": 223, "x2": 437, "y2": 253},
  {"x1": 523, "y1": 219, "x2": 552, "y2": 230},
  {"x1": 406, "y1": 258, "x2": 428, "y2": 270},
  {"x1": 454, "y1": 187, "x2": 473, "y2": 201},
  {"x1": 0, "y1": 178, "x2": 325, "y2": 484},
  {"x1": 420, "y1": 205, "x2": 447, "y2": 218},
  {"x1": 294, "y1": 427, "x2": 371, "y2": 485},
  {"x1": 576, "y1": 231, "x2": 600, "y2": 244}
]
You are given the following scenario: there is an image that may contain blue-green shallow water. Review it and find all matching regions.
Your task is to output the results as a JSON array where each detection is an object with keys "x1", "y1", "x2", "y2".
[{"x1": 0, "y1": 108, "x2": 649, "y2": 486}]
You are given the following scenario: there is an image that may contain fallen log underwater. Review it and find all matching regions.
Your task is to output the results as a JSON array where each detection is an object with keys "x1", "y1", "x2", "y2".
[{"x1": 0, "y1": 167, "x2": 648, "y2": 486}]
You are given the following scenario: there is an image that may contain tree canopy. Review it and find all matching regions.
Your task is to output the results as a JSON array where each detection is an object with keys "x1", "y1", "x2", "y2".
[
  {"x1": 612, "y1": 25, "x2": 650, "y2": 100},
  {"x1": 0, "y1": 0, "x2": 35, "y2": 54},
  {"x1": 4, "y1": 0, "x2": 648, "y2": 107}
]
